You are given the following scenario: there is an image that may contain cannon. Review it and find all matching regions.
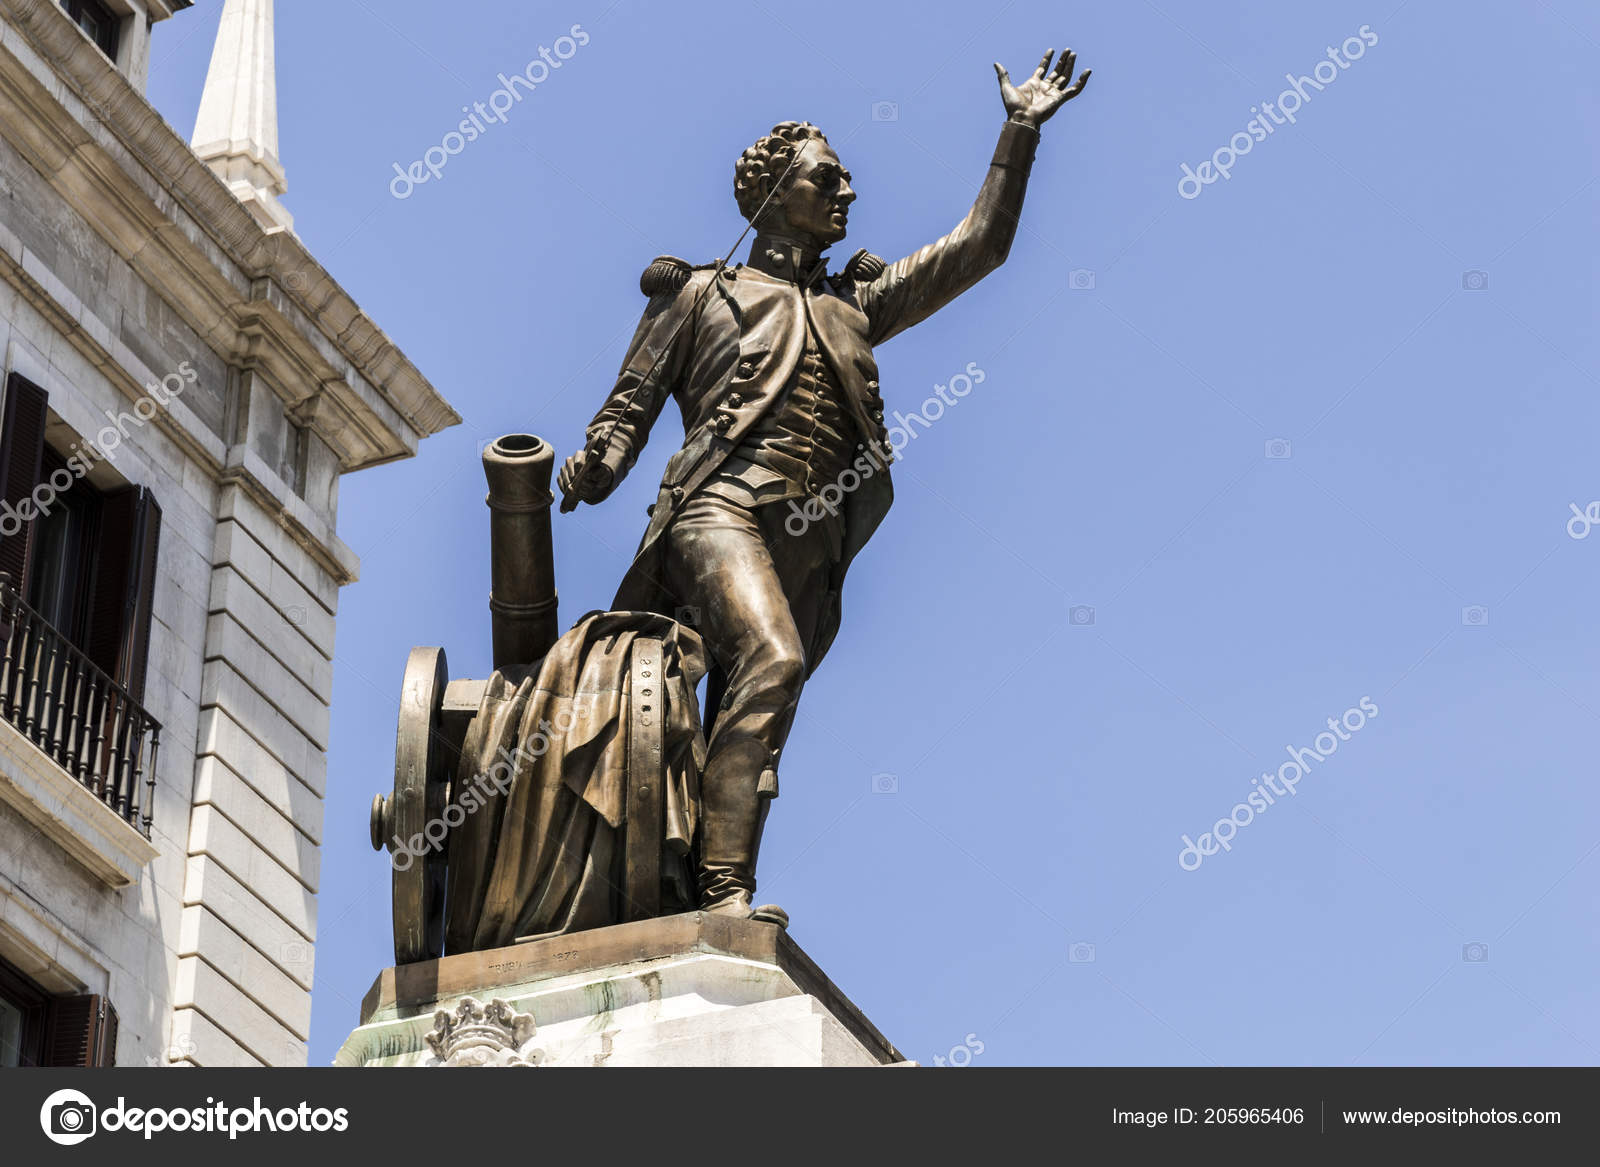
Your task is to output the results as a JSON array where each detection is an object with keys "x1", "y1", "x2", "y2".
[
  {"x1": 369, "y1": 434, "x2": 560, "y2": 965},
  {"x1": 481, "y1": 433, "x2": 560, "y2": 671}
]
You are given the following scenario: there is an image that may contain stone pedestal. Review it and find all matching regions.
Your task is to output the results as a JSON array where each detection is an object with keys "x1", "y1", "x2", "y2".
[{"x1": 335, "y1": 912, "x2": 907, "y2": 1067}]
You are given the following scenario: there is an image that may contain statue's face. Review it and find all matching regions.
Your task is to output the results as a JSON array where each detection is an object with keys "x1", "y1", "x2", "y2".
[{"x1": 771, "y1": 144, "x2": 855, "y2": 246}]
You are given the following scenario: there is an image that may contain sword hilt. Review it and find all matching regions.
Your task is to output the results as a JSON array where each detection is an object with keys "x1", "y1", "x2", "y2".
[{"x1": 558, "y1": 445, "x2": 608, "y2": 512}]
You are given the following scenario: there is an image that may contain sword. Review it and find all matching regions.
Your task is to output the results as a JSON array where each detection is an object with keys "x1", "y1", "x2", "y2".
[{"x1": 559, "y1": 138, "x2": 814, "y2": 513}]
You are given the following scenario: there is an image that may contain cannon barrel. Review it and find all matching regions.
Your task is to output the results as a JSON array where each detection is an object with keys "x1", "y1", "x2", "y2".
[{"x1": 482, "y1": 434, "x2": 559, "y2": 670}]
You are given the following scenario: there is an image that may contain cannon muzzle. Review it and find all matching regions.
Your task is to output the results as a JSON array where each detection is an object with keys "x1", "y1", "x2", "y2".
[{"x1": 483, "y1": 434, "x2": 559, "y2": 670}]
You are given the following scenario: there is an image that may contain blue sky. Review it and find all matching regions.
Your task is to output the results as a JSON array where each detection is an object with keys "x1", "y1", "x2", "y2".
[{"x1": 148, "y1": 0, "x2": 1598, "y2": 1066}]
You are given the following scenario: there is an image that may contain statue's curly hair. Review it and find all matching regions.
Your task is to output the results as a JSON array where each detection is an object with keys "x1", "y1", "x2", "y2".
[{"x1": 734, "y1": 121, "x2": 829, "y2": 224}]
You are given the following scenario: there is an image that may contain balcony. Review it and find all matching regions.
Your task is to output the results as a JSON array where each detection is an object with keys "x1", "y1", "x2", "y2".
[{"x1": 0, "y1": 574, "x2": 159, "y2": 838}]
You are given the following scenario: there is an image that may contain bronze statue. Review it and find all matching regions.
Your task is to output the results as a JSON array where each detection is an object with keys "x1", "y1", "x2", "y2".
[
  {"x1": 557, "y1": 48, "x2": 1092, "y2": 924},
  {"x1": 370, "y1": 48, "x2": 1090, "y2": 964}
]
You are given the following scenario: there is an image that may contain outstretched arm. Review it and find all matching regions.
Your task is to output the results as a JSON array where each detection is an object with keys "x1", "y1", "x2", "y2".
[{"x1": 857, "y1": 48, "x2": 1090, "y2": 346}]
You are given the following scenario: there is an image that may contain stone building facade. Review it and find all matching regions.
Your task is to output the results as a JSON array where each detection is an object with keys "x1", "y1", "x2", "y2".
[{"x1": 0, "y1": 0, "x2": 456, "y2": 1066}]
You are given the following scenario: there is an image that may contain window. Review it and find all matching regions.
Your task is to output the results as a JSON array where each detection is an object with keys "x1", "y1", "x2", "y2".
[
  {"x1": 0, "y1": 958, "x2": 46, "y2": 1067},
  {"x1": 58, "y1": 0, "x2": 121, "y2": 61},
  {"x1": 0, "y1": 373, "x2": 163, "y2": 833},
  {"x1": 0, "y1": 957, "x2": 119, "y2": 1067},
  {"x1": 0, "y1": 375, "x2": 162, "y2": 700}
]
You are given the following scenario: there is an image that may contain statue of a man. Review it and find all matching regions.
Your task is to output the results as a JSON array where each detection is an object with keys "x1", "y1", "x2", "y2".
[{"x1": 559, "y1": 49, "x2": 1091, "y2": 923}]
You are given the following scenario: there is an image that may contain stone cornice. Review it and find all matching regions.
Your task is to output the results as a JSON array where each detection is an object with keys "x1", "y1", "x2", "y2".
[
  {"x1": 0, "y1": 0, "x2": 460, "y2": 471},
  {"x1": 0, "y1": 234, "x2": 362, "y2": 587}
]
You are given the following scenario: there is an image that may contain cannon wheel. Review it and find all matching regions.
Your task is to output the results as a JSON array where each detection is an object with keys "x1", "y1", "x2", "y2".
[{"x1": 370, "y1": 647, "x2": 450, "y2": 965}]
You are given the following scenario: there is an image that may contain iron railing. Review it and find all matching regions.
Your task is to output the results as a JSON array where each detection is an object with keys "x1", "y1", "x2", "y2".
[{"x1": 0, "y1": 574, "x2": 160, "y2": 836}]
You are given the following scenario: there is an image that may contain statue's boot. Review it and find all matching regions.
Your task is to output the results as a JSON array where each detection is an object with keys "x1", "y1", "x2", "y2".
[{"x1": 698, "y1": 739, "x2": 788, "y2": 929}]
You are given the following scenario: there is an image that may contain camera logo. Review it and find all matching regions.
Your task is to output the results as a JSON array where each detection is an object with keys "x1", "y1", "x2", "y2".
[
  {"x1": 870, "y1": 100, "x2": 899, "y2": 122},
  {"x1": 1265, "y1": 437, "x2": 1292, "y2": 459},
  {"x1": 870, "y1": 772, "x2": 899, "y2": 795},
  {"x1": 1461, "y1": 270, "x2": 1488, "y2": 291},
  {"x1": 1461, "y1": 605, "x2": 1489, "y2": 627},
  {"x1": 280, "y1": 940, "x2": 311, "y2": 966},
  {"x1": 1069, "y1": 942, "x2": 1096, "y2": 963},
  {"x1": 41, "y1": 1088, "x2": 97, "y2": 1146},
  {"x1": 1068, "y1": 604, "x2": 1095, "y2": 627},
  {"x1": 1462, "y1": 942, "x2": 1489, "y2": 962},
  {"x1": 1068, "y1": 268, "x2": 1096, "y2": 290}
]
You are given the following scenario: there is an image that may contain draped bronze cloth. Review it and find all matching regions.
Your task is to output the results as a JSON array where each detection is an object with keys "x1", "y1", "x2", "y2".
[{"x1": 444, "y1": 611, "x2": 708, "y2": 953}]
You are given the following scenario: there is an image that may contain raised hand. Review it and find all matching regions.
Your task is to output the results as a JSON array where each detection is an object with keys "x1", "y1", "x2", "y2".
[{"x1": 994, "y1": 48, "x2": 1091, "y2": 130}]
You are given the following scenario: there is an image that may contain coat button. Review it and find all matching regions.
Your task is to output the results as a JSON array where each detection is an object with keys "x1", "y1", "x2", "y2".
[
  {"x1": 713, "y1": 414, "x2": 733, "y2": 433},
  {"x1": 727, "y1": 392, "x2": 744, "y2": 407},
  {"x1": 671, "y1": 486, "x2": 684, "y2": 503},
  {"x1": 738, "y1": 362, "x2": 755, "y2": 378},
  {"x1": 871, "y1": 408, "x2": 884, "y2": 423},
  {"x1": 866, "y1": 380, "x2": 879, "y2": 392}
]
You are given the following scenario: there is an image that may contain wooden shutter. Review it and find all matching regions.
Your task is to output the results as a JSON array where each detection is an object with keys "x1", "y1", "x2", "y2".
[
  {"x1": 123, "y1": 492, "x2": 160, "y2": 704},
  {"x1": 83, "y1": 487, "x2": 137, "y2": 679},
  {"x1": 42, "y1": 994, "x2": 118, "y2": 1067},
  {"x1": 0, "y1": 373, "x2": 48, "y2": 593},
  {"x1": 83, "y1": 487, "x2": 160, "y2": 702}
]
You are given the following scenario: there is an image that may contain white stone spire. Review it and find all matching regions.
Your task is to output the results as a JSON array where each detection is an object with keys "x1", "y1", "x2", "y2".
[{"x1": 191, "y1": 0, "x2": 293, "y2": 233}]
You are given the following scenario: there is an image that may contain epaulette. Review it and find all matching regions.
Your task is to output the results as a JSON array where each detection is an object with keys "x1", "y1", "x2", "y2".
[
  {"x1": 639, "y1": 255, "x2": 694, "y2": 297},
  {"x1": 839, "y1": 249, "x2": 887, "y2": 284}
]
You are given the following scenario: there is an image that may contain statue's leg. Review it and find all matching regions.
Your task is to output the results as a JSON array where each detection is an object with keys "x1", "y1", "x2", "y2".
[{"x1": 663, "y1": 493, "x2": 824, "y2": 920}]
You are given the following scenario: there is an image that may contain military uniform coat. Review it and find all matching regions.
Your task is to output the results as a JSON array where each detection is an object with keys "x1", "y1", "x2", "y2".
[{"x1": 587, "y1": 119, "x2": 1041, "y2": 672}]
